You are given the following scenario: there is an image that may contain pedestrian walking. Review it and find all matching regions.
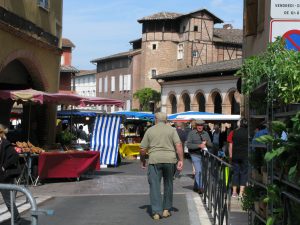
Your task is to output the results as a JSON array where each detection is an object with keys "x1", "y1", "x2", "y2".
[
  {"x1": 140, "y1": 112, "x2": 184, "y2": 220},
  {"x1": 227, "y1": 118, "x2": 248, "y2": 198},
  {"x1": 186, "y1": 120, "x2": 212, "y2": 194},
  {"x1": 175, "y1": 122, "x2": 187, "y2": 151},
  {"x1": 0, "y1": 124, "x2": 22, "y2": 225}
]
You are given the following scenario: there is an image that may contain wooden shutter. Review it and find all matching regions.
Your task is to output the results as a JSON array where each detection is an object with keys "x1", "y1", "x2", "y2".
[{"x1": 245, "y1": 0, "x2": 258, "y2": 36}]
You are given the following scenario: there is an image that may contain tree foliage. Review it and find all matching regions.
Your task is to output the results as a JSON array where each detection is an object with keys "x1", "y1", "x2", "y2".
[
  {"x1": 236, "y1": 38, "x2": 300, "y2": 104},
  {"x1": 133, "y1": 88, "x2": 161, "y2": 111}
]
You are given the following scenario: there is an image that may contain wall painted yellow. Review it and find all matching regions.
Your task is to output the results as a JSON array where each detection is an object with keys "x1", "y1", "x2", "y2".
[{"x1": 0, "y1": 0, "x2": 62, "y2": 37}]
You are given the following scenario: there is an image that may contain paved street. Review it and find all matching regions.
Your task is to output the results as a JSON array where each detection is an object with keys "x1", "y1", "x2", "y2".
[{"x1": 1, "y1": 158, "x2": 247, "y2": 225}]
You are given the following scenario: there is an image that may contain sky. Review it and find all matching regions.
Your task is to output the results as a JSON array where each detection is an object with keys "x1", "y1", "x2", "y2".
[{"x1": 63, "y1": 0, "x2": 243, "y2": 70}]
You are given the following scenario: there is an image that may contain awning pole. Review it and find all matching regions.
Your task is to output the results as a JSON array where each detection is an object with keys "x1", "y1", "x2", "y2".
[{"x1": 27, "y1": 102, "x2": 31, "y2": 142}]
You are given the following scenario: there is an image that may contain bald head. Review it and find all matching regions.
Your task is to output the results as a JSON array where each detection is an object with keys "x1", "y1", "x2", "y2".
[{"x1": 155, "y1": 112, "x2": 167, "y2": 123}]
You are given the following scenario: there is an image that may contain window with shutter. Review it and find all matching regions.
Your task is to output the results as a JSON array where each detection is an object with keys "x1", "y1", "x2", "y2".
[
  {"x1": 127, "y1": 74, "x2": 131, "y2": 91},
  {"x1": 119, "y1": 75, "x2": 123, "y2": 91},
  {"x1": 104, "y1": 76, "x2": 108, "y2": 93},
  {"x1": 98, "y1": 78, "x2": 102, "y2": 93},
  {"x1": 245, "y1": 0, "x2": 258, "y2": 36},
  {"x1": 111, "y1": 76, "x2": 115, "y2": 92},
  {"x1": 257, "y1": 0, "x2": 265, "y2": 32},
  {"x1": 177, "y1": 44, "x2": 184, "y2": 60},
  {"x1": 123, "y1": 75, "x2": 128, "y2": 91}
]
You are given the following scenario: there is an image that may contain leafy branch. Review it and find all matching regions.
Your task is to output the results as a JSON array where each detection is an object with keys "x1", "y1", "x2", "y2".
[{"x1": 236, "y1": 38, "x2": 300, "y2": 104}]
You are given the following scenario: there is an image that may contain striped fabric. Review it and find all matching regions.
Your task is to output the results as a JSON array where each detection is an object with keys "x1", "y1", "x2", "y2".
[{"x1": 91, "y1": 115, "x2": 121, "y2": 166}]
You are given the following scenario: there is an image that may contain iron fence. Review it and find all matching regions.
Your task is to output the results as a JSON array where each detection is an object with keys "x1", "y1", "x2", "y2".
[
  {"x1": 0, "y1": 183, "x2": 53, "y2": 225},
  {"x1": 201, "y1": 151, "x2": 233, "y2": 225}
]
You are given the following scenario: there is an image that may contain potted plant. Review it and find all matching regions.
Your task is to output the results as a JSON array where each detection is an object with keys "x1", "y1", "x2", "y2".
[
  {"x1": 241, "y1": 186, "x2": 263, "y2": 212},
  {"x1": 57, "y1": 130, "x2": 76, "y2": 150},
  {"x1": 236, "y1": 38, "x2": 300, "y2": 105},
  {"x1": 262, "y1": 184, "x2": 283, "y2": 225},
  {"x1": 256, "y1": 112, "x2": 300, "y2": 184}
]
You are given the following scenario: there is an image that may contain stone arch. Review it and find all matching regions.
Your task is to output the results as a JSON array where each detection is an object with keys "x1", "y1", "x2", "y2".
[
  {"x1": 0, "y1": 50, "x2": 50, "y2": 145},
  {"x1": 166, "y1": 91, "x2": 178, "y2": 114},
  {"x1": 192, "y1": 90, "x2": 206, "y2": 112},
  {"x1": 179, "y1": 90, "x2": 191, "y2": 112},
  {"x1": 208, "y1": 89, "x2": 223, "y2": 114},
  {"x1": 224, "y1": 88, "x2": 240, "y2": 115},
  {"x1": 0, "y1": 49, "x2": 48, "y2": 90}
]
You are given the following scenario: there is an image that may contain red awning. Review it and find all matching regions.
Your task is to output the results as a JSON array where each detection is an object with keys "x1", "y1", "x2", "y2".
[{"x1": 0, "y1": 89, "x2": 124, "y2": 107}]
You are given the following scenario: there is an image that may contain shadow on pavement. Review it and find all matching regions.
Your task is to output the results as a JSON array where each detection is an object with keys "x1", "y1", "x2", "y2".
[{"x1": 93, "y1": 171, "x2": 124, "y2": 176}]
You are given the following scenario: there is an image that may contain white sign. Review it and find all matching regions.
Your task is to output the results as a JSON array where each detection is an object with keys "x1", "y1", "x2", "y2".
[
  {"x1": 271, "y1": 0, "x2": 300, "y2": 19},
  {"x1": 270, "y1": 20, "x2": 300, "y2": 42}
]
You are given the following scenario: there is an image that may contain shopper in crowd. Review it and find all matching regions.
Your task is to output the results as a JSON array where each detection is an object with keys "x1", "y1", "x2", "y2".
[
  {"x1": 0, "y1": 124, "x2": 22, "y2": 225},
  {"x1": 175, "y1": 122, "x2": 187, "y2": 151},
  {"x1": 77, "y1": 125, "x2": 88, "y2": 141},
  {"x1": 227, "y1": 118, "x2": 248, "y2": 198},
  {"x1": 186, "y1": 120, "x2": 212, "y2": 194},
  {"x1": 140, "y1": 112, "x2": 183, "y2": 220},
  {"x1": 212, "y1": 124, "x2": 227, "y2": 157}
]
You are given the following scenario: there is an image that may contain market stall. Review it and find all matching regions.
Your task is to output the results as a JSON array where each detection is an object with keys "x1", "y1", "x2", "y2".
[
  {"x1": 0, "y1": 88, "x2": 124, "y2": 183},
  {"x1": 112, "y1": 111, "x2": 154, "y2": 158},
  {"x1": 119, "y1": 143, "x2": 140, "y2": 158},
  {"x1": 38, "y1": 151, "x2": 100, "y2": 180}
]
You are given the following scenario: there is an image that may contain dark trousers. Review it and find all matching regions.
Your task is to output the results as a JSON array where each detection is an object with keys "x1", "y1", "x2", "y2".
[
  {"x1": 232, "y1": 159, "x2": 248, "y2": 186},
  {"x1": 1, "y1": 189, "x2": 21, "y2": 222},
  {"x1": 147, "y1": 163, "x2": 176, "y2": 214}
]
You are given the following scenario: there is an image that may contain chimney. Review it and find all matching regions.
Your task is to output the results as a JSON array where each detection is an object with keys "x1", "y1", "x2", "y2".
[{"x1": 223, "y1": 24, "x2": 233, "y2": 29}]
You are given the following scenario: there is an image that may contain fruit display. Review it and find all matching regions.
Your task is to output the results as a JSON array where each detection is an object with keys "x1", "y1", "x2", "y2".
[{"x1": 15, "y1": 141, "x2": 45, "y2": 154}]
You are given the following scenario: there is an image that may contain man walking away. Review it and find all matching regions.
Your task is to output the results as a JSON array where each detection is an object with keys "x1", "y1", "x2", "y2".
[{"x1": 140, "y1": 112, "x2": 184, "y2": 220}]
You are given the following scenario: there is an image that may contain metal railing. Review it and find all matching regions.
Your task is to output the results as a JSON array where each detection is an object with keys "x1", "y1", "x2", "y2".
[
  {"x1": 0, "y1": 183, "x2": 53, "y2": 225},
  {"x1": 201, "y1": 151, "x2": 233, "y2": 225}
]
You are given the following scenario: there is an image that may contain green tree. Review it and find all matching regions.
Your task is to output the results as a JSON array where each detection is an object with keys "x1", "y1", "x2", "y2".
[{"x1": 133, "y1": 88, "x2": 161, "y2": 111}]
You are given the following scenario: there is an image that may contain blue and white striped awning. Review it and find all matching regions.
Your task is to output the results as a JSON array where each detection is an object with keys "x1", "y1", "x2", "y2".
[{"x1": 91, "y1": 115, "x2": 121, "y2": 166}]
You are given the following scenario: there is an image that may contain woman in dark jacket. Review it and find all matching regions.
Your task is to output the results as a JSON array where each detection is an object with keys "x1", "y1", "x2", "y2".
[
  {"x1": 0, "y1": 124, "x2": 21, "y2": 224},
  {"x1": 228, "y1": 119, "x2": 248, "y2": 198}
]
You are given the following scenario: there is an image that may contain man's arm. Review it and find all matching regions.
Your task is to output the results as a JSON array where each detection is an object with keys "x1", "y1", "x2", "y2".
[
  {"x1": 175, "y1": 143, "x2": 184, "y2": 171},
  {"x1": 140, "y1": 147, "x2": 147, "y2": 169}
]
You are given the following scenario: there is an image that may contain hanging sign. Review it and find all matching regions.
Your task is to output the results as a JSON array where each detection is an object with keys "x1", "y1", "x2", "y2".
[{"x1": 271, "y1": 0, "x2": 300, "y2": 19}]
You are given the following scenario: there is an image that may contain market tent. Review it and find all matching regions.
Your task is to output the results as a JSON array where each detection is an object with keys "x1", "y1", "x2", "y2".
[
  {"x1": 0, "y1": 89, "x2": 124, "y2": 107},
  {"x1": 91, "y1": 115, "x2": 121, "y2": 166},
  {"x1": 57, "y1": 110, "x2": 98, "y2": 117},
  {"x1": 168, "y1": 111, "x2": 240, "y2": 122},
  {"x1": 111, "y1": 111, "x2": 155, "y2": 120}
]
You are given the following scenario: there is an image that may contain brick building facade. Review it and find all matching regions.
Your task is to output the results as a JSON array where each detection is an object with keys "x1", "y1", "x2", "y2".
[
  {"x1": 60, "y1": 38, "x2": 79, "y2": 92},
  {"x1": 138, "y1": 9, "x2": 242, "y2": 91},
  {"x1": 91, "y1": 8, "x2": 242, "y2": 113},
  {"x1": 91, "y1": 50, "x2": 141, "y2": 112}
]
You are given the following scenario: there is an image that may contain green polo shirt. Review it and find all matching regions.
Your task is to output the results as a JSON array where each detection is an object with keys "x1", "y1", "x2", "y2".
[{"x1": 140, "y1": 122, "x2": 181, "y2": 164}]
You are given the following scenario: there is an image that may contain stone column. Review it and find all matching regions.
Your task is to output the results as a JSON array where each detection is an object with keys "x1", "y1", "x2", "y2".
[
  {"x1": 205, "y1": 103, "x2": 214, "y2": 113},
  {"x1": 191, "y1": 103, "x2": 198, "y2": 111},
  {"x1": 222, "y1": 103, "x2": 231, "y2": 115}
]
